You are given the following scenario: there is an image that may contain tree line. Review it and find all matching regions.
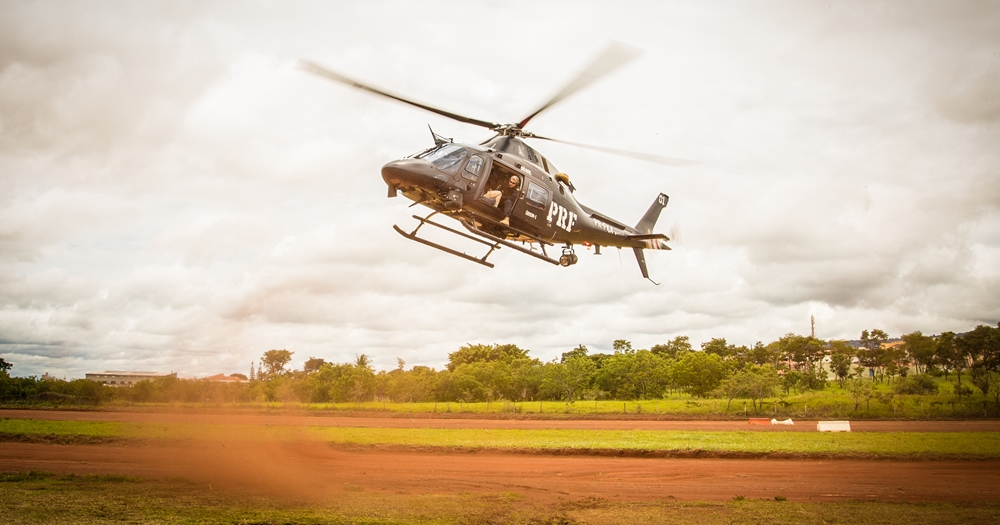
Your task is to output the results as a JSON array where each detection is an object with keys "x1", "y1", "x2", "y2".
[{"x1": 1, "y1": 323, "x2": 997, "y2": 408}]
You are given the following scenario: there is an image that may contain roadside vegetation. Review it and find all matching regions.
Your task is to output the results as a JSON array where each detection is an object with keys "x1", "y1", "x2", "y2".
[
  {"x1": 2, "y1": 418, "x2": 998, "y2": 459},
  {"x1": 2, "y1": 323, "x2": 998, "y2": 419}
]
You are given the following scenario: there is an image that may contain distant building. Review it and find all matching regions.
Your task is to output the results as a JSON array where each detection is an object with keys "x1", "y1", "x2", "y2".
[
  {"x1": 85, "y1": 371, "x2": 176, "y2": 386},
  {"x1": 203, "y1": 373, "x2": 248, "y2": 383}
]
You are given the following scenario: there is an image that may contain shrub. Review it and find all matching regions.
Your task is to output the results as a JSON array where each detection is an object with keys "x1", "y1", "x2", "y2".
[{"x1": 893, "y1": 375, "x2": 939, "y2": 395}]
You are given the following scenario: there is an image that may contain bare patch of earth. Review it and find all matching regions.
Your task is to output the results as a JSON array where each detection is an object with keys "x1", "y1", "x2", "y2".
[
  {"x1": 1, "y1": 441, "x2": 998, "y2": 504},
  {"x1": 3, "y1": 408, "x2": 998, "y2": 432}
]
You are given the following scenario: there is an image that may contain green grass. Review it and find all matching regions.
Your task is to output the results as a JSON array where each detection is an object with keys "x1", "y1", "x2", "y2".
[
  {"x1": 0, "y1": 419, "x2": 123, "y2": 437},
  {"x1": 1, "y1": 471, "x2": 998, "y2": 524},
  {"x1": 311, "y1": 427, "x2": 1000, "y2": 457},
  {"x1": 2, "y1": 418, "x2": 997, "y2": 458}
]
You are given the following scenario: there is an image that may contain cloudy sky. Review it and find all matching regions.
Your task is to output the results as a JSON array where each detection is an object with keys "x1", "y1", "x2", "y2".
[{"x1": 2, "y1": 1, "x2": 998, "y2": 378}]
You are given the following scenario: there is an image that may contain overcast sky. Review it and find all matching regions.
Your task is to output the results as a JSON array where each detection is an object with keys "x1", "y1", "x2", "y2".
[{"x1": 1, "y1": 1, "x2": 998, "y2": 378}]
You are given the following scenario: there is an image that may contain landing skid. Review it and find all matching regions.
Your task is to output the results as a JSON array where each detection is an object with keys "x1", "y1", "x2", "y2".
[{"x1": 392, "y1": 212, "x2": 560, "y2": 268}]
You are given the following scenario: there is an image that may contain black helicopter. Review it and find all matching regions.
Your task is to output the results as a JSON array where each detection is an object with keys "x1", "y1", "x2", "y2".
[{"x1": 301, "y1": 43, "x2": 688, "y2": 283}]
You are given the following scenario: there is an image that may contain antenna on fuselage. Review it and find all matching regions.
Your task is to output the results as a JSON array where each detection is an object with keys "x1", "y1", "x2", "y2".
[{"x1": 428, "y1": 125, "x2": 452, "y2": 146}]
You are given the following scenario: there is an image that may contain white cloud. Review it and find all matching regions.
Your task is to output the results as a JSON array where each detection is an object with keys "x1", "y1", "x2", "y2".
[{"x1": 1, "y1": 1, "x2": 998, "y2": 378}]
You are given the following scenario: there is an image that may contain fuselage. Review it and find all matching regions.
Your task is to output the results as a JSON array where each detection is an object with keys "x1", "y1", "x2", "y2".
[{"x1": 381, "y1": 137, "x2": 669, "y2": 251}]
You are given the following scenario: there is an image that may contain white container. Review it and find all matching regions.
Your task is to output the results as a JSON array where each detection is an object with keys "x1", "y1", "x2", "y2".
[{"x1": 817, "y1": 420, "x2": 851, "y2": 432}]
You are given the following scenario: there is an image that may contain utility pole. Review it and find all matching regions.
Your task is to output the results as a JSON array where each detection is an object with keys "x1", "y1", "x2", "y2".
[{"x1": 810, "y1": 315, "x2": 815, "y2": 338}]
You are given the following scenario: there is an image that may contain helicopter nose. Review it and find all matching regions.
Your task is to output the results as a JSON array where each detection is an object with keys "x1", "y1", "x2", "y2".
[{"x1": 381, "y1": 159, "x2": 450, "y2": 191}]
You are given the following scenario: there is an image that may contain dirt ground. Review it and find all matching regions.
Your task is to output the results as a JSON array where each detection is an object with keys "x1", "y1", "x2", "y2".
[
  {"x1": 2, "y1": 409, "x2": 999, "y2": 504},
  {"x1": 4, "y1": 408, "x2": 1000, "y2": 432}
]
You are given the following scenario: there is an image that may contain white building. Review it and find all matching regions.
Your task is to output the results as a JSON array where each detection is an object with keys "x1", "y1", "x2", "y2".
[{"x1": 85, "y1": 371, "x2": 176, "y2": 386}]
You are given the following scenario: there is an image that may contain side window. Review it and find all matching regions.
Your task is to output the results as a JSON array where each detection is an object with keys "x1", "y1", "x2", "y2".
[
  {"x1": 525, "y1": 181, "x2": 549, "y2": 209},
  {"x1": 463, "y1": 155, "x2": 483, "y2": 181}
]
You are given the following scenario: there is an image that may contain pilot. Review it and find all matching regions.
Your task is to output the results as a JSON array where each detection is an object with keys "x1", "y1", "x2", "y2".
[{"x1": 499, "y1": 175, "x2": 520, "y2": 225}]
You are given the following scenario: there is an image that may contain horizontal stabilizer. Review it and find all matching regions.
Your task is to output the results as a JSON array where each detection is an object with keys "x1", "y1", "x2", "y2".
[{"x1": 626, "y1": 233, "x2": 670, "y2": 241}]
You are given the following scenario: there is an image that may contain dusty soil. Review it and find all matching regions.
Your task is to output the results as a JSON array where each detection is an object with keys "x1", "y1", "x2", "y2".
[
  {"x1": 4, "y1": 408, "x2": 999, "y2": 432},
  {"x1": 2, "y1": 409, "x2": 998, "y2": 504},
  {"x1": 2, "y1": 441, "x2": 998, "y2": 504}
]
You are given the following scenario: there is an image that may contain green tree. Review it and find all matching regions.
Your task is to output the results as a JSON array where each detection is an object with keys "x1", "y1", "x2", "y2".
[
  {"x1": 828, "y1": 340, "x2": 855, "y2": 387},
  {"x1": 436, "y1": 368, "x2": 485, "y2": 403},
  {"x1": 0, "y1": 357, "x2": 11, "y2": 372},
  {"x1": 510, "y1": 359, "x2": 544, "y2": 401},
  {"x1": 847, "y1": 377, "x2": 876, "y2": 411},
  {"x1": 671, "y1": 351, "x2": 727, "y2": 398},
  {"x1": 612, "y1": 339, "x2": 633, "y2": 353},
  {"x1": 901, "y1": 331, "x2": 936, "y2": 374},
  {"x1": 651, "y1": 336, "x2": 692, "y2": 359},
  {"x1": 935, "y1": 331, "x2": 959, "y2": 381},
  {"x1": 541, "y1": 356, "x2": 596, "y2": 401},
  {"x1": 560, "y1": 344, "x2": 589, "y2": 363},
  {"x1": 447, "y1": 343, "x2": 529, "y2": 371},
  {"x1": 747, "y1": 341, "x2": 780, "y2": 368},
  {"x1": 260, "y1": 349, "x2": 294, "y2": 377},
  {"x1": 958, "y1": 324, "x2": 1000, "y2": 398},
  {"x1": 350, "y1": 354, "x2": 376, "y2": 403},
  {"x1": 701, "y1": 338, "x2": 734, "y2": 360},
  {"x1": 858, "y1": 329, "x2": 889, "y2": 382},
  {"x1": 303, "y1": 357, "x2": 326, "y2": 373},
  {"x1": 464, "y1": 361, "x2": 513, "y2": 407},
  {"x1": 718, "y1": 364, "x2": 780, "y2": 411},
  {"x1": 769, "y1": 334, "x2": 826, "y2": 371}
]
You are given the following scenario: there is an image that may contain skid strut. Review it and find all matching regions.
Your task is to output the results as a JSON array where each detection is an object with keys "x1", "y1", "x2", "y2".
[
  {"x1": 392, "y1": 211, "x2": 562, "y2": 268},
  {"x1": 393, "y1": 212, "x2": 499, "y2": 267}
]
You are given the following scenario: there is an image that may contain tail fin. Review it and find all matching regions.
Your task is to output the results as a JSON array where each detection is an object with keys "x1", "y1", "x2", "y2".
[
  {"x1": 633, "y1": 248, "x2": 659, "y2": 285},
  {"x1": 635, "y1": 193, "x2": 669, "y2": 234},
  {"x1": 633, "y1": 194, "x2": 669, "y2": 285}
]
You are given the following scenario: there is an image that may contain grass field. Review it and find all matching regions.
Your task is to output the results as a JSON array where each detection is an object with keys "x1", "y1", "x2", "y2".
[
  {"x1": 1, "y1": 471, "x2": 998, "y2": 525},
  {"x1": 2, "y1": 418, "x2": 998, "y2": 458}
]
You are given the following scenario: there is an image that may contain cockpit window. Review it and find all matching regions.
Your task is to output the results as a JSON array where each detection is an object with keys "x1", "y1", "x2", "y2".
[
  {"x1": 423, "y1": 144, "x2": 467, "y2": 171},
  {"x1": 463, "y1": 155, "x2": 484, "y2": 181}
]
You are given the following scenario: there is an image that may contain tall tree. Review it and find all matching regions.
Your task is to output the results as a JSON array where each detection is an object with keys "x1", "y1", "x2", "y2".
[
  {"x1": 651, "y1": 336, "x2": 692, "y2": 359},
  {"x1": 701, "y1": 338, "x2": 734, "y2": 360},
  {"x1": 901, "y1": 331, "x2": 936, "y2": 374},
  {"x1": 671, "y1": 351, "x2": 727, "y2": 398},
  {"x1": 260, "y1": 349, "x2": 293, "y2": 377},
  {"x1": 541, "y1": 356, "x2": 596, "y2": 401},
  {"x1": 303, "y1": 357, "x2": 326, "y2": 373},
  {"x1": 747, "y1": 341, "x2": 780, "y2": 368},
  {"x1": 957, "y1": 324, "x2": 1000, "y2": 397},
  {"x1": 828, "y1": 340, "x2": 855, "y2": 387},
  {"x1": 560, "y1": 344, "x2": 589, "y2": 363},
  {"x1": 858, "y1": 329, "x2": 889, "y2": 382},
  {"x1": 935, "y1": 331, "x2": 959, "y2": 382},
  {"x1": 718, "y1": 365, "x2": 778, "y2": 411},
  {"x1": 612, "y1": 340, "x2": 633, "y2": 353},
  {"x1": 447, "y1": 343, "x2": 530, "y2": 371}
]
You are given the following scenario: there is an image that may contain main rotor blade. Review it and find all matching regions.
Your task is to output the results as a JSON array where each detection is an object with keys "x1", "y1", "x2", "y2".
[
  {"x1": 299, "y1": 60, "x2": 499, "y2": 130},
  {"x1": 517, "y1": 42, "x2": 641, "y2": 129},
  {"x1": 530, "y1": 134, "x2": 696, "y2": 166}
]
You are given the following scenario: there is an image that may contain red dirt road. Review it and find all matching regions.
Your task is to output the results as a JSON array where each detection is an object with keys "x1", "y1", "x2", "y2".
[
  {"x1": 3, "y1": 409, "x2": 999, "y2": 432},
  {"x1": 2, "y1": 409, "x2": 999, "y2": 503},
  {"x1": 2, "y1": 441, "x2": 998, "y2": 503}
]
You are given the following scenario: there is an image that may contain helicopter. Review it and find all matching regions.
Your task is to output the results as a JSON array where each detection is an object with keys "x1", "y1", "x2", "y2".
[{"x1": 300, "y1": 43, "x2": 689, "y2": 283}]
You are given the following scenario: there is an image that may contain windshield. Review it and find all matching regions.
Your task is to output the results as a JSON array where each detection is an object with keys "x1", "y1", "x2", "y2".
[{"x1": 422, "y1": 144, "x2": 467, "y2": 171}]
